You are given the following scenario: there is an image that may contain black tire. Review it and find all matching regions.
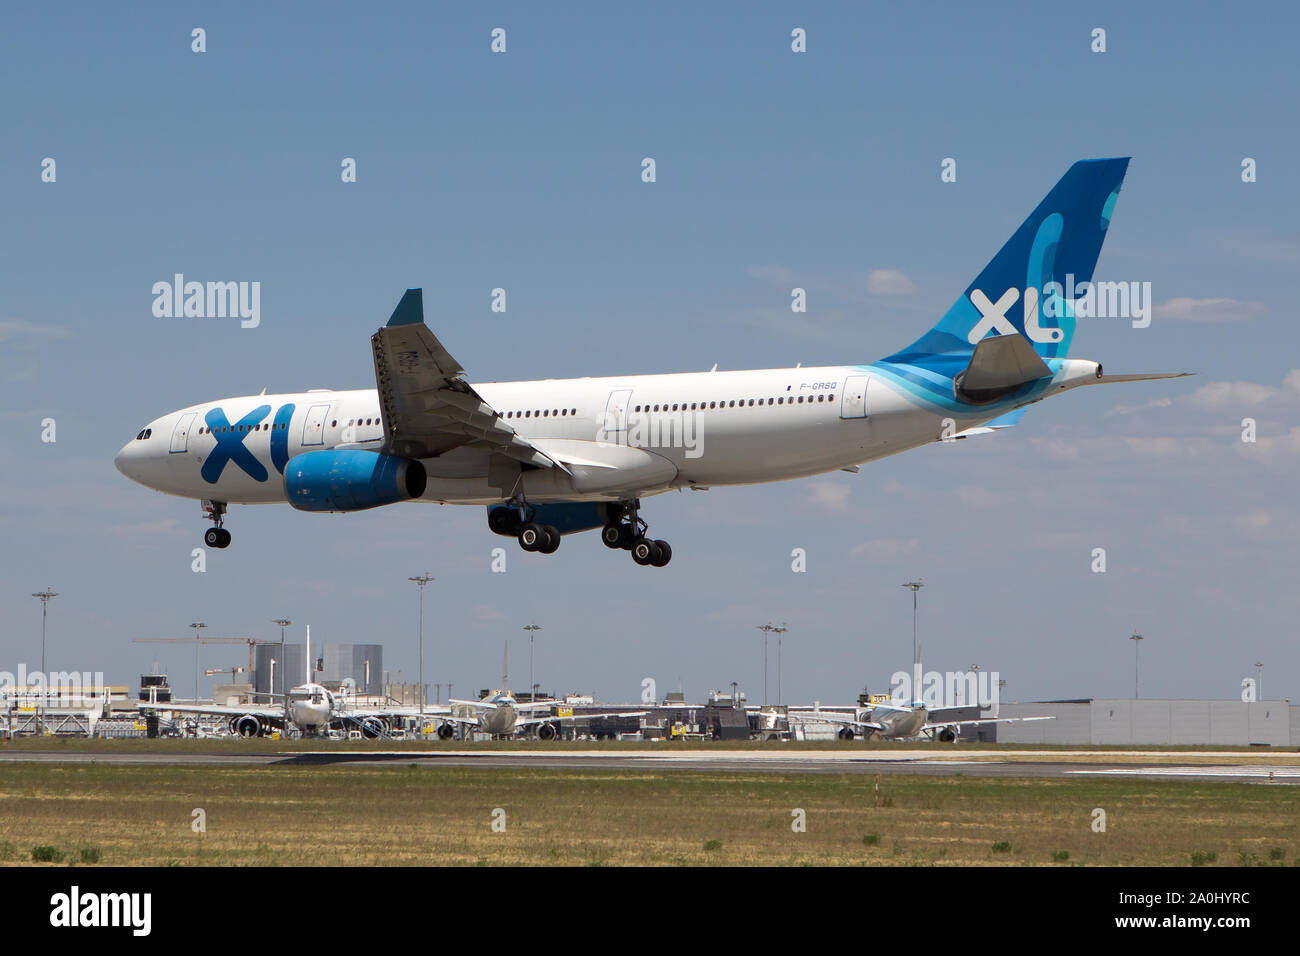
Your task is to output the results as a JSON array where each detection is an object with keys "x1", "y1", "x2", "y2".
[
  {"x1": 204, "y1": 528, "x2": 222, "y2": 548},
  {"x1": 538, "y1": 525, "x2": 561, "y2": 554},
  {"x1": 601, "y1": 524, "x2": 623, "y2": 549},
  {"x1": 518, "y1": 523, "x2": 544, "y2": 552},
  {"x1": 650, "y1": 539, "x2": 672, "y2": 567},
  {"x1": 631, "y1": 538, "x2": 655, "y2": 565},
  {"x1": 216, "y1": 528, "x2": 231, "y2": 549}
]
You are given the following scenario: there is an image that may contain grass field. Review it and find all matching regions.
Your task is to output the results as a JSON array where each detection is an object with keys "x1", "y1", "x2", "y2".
[{"x1": 0, "y1": 761, "x2": 1297, "y2": 866}]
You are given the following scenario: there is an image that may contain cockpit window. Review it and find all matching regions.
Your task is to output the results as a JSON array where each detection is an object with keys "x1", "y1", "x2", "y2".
[{"x1": 136, "y1": 428, "x2": 152, "y2": 440}]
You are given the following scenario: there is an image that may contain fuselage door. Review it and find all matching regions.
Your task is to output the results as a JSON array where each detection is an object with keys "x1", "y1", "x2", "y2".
[
  {"x1": 169, "y1": 412, "x2": 198, "y2": 453},
  {"x1": 302, "y1": 403, "x2": 331, "y2": 447},
  {"x1": 840, "y1": 375, "x2": 869, "y2": 419},
  {"x1": 602, "y1": 388, "x2": 633, "y2": 434}
]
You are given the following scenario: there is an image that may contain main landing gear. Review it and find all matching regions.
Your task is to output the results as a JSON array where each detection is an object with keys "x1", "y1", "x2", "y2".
[
  {"x1": 202, "y1": 500, "x2": 231, "y2": 549},
  {"x1": 601, "y1": 500, "x2": 671, "y2": 568},
  {"x1": 488, "y1": 500, "x2": 561, "y2": 555}
]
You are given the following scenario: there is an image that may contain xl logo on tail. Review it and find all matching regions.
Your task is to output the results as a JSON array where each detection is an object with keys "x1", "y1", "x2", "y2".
[{"x1": 967, "y1": 287, "x2": 1064, "y2": 345}]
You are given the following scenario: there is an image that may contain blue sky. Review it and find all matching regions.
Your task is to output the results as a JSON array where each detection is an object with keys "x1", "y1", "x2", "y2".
[{"x1": 2, "y1": 2, "x2": 1297, "y2": 706}]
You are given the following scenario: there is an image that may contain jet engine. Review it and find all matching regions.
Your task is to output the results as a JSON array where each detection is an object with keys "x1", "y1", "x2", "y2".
[
  {"x1": 359, "y1": 716, "x2": 389, "y2": 738},
  {"x1": 536, "y1": 722, "x2": 558, "y2": 741},
  {"x1": 837, "y1": 727, "x2": 855, "y2": 741},
  {"x1": 231, "y1": 715, "x2": 262, "y2": 738},
  {"x1": 937, "y1": 727, "x2": 958, "y2": 743},
  {"x1": 285, "y1": 450, "x2": 427, "y2": 513},
  {"x1": 436, "y1": 723, "x2": 455, "y2": 740}
]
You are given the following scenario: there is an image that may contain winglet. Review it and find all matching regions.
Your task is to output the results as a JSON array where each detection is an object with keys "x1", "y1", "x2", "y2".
[{"x1": 387, "y1": 288, "x2": 425, "y2": 327}]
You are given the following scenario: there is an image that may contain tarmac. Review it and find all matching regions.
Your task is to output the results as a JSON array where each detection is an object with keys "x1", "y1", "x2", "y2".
[{"x1": 2, "y1": 747, "x2": 1298, "y2": 781}]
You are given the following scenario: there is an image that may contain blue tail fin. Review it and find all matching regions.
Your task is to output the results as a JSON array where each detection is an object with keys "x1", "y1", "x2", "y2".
[{"x1": 884, "y1": 158, "x2": 1130, "y2": 372}]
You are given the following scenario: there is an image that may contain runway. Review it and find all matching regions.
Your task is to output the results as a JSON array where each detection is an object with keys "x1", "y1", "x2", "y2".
[{"x1": 2, "y1": 747, "x2": 1298, "y2": 782}]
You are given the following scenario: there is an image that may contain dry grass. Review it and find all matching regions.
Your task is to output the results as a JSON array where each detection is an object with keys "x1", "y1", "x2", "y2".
[{"x1": 0, "y1": 763, "x2": 1297, "y2": 866}]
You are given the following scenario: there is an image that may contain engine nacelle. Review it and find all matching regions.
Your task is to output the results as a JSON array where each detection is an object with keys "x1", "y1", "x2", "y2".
[
  {"x1": 837, "y1": 727, "x2": 855, "y2": 741},
  {"x1": 285, "y1": 450, "x2": 427, "y2": 513},
  {"x1": 537, "y1": 722, "x2": 558, "y2": 741},
  {"x1": 937, "y1": 727, "x2": 958, "y2": 743},
  {"x1": 231, "y1": 715, "x2": 262, "y2": 738},
  {"x1": 359, "y1": 716, "x2": 389, "y2": 739},
  {"x1": 436, "y1": 723, "x2": 455, "y2": 740}
]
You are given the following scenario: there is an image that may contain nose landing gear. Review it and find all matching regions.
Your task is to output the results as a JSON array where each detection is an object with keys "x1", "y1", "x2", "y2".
[{"x1": 202, "y1": 500, "x2": 231, "y2": 549}]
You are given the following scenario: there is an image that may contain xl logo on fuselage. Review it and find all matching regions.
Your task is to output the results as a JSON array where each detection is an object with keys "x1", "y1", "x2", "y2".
[
  {"x1": 966, "y1": 287, "x2": 1064, "y2": 345},
  {"x1": 200, "y1": 403, "x2": 296, "y2": 484}
]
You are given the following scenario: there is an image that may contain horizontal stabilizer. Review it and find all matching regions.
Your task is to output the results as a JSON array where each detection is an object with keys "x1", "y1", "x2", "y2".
[{"x1": 1094, "y1": 371, "x2": 1194, "y2": 384}]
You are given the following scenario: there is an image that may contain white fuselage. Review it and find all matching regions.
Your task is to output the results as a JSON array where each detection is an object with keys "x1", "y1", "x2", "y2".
[
  {"x1": 114, "y1": 362, "x2": 1102, "y2": 506},
  {"x1": 287, "y1": 682, "x2": 333, "y2": 733}
]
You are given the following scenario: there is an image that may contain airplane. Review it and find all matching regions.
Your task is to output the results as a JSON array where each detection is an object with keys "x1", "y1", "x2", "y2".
[
  {"x1": 786, "y1": 699, "x2": 1054, "y2": 743},
  {"x1": 139, "y1": 626, "x2": 419, "y2": 738},
  {"x1": 785, "y1": 653, "x2": 1054, "y2": 742},
  {"x1": 429, "y1": 645, "x2": 647, "y2": 739},
  {"x1": 115, "y1": 158, "x2": 1188, "y2": 566}
]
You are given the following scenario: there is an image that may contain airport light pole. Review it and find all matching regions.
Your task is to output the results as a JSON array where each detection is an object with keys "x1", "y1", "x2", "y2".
[
  {"x1": 1256, "y1": 661, "x2": 1263, "y2": 701},
  {"x1": 756, "y1": 624, "x2": 776, "y2": 707},
  {"x1": 774, "y1": 624, "x2": 787, "y2": 705},
  {"x1": 32, "y1": 588, "x2": 58, "y2": 680},
  {"x1": 901, "y1": 580, "x2": 924, "y2": 665},
  {"x1": 190, "y1": 620, "x2": 207, "y2": 701},
  {"x1": 1130, "y1": 632, "x2": 1143, "y2": 698},
  {"x1": 409, "y1": 574, "x2": 434, "y2": 715},
  {"x1": 523, "y1": 623, "x2": 542, "y2": 701},
  {"x1": 271, "y1": 619, "x2": 291, "y2": 704},
  {"x1": 32, "y1": 590, "x2": 58, "y2": 733}
]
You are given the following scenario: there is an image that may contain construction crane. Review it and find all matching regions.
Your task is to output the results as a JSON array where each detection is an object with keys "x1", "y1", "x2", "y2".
[{"x1": 133, "y1": 636, "x2": 271, "y2": 701}]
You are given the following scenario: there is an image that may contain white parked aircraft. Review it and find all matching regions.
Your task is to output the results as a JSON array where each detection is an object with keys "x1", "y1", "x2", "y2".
[
  {"x1": 116, "y1": 159, "x2": 1187, "y2": 565},
  {"x1": 787, "y1": 700, "x2": 1054, "y2": 743},
  {"x1": 430, "y1": 646, "x2": 646, "y2": 739},
  {"x1": 139, "y1": 626, "x2": 419, "y2": 738},
  {"x1": 787, "y1": 652, "x2": 1054, "y2": 742}
]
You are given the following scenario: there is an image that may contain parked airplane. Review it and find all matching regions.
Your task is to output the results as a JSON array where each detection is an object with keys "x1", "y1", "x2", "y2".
[
  {"x1": 139, "y1": 626, "x2": 418, "y2": 738},
  {"x1": 116, "y1": 158, "x2": 1187, "y2": 565},
  {"x1": 430, "y1": 645, "x2": 646, "y2": 739},
  {"x1": 787, "y1": 654, "x2": 1054, "y2": 742}
]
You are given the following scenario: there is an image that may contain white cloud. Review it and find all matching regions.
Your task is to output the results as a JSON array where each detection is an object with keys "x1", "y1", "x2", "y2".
[
  {"x1": 1152, "y1": 297, "x2": 1266, "y2": 323},
  {"x1": 1184, "y1": 380, "x2": 1281, "y2": 410},
  {"x1": 0, "y1": 318, "x2": 71, "y2": 346},
  {"x1": 1231, "y1": 510, "x2": 1299, "y2": 540},
  {"x1": 807, "y1": 482, "x2": 852, "y2": 510},
  {"x1": 866, "y1": 268, "x2": 916, "y2": 296},
  {"x1": 849, "y1": 537, "x2": 920, "y2": 562}
]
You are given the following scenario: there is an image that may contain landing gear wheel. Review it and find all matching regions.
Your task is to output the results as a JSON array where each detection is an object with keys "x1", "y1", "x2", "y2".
[
  {"x1": 601, "y1": 524, "x2": 624, "y2": 549},
  {"x1": 649, "y1": 539, "x2": 672, "y2": 567},
  {"x1": 204, "y1": 528, "x2": 231, "y2": 549},
  {"x1": 631, "y1": 538, "x2": 655, "y2": 566},
  {"x1": 538, "y1": 525, "x2": 561, "y2": 554},
  {"x1": 518, "y1": 523, "x2": 544, "y2": 552}
]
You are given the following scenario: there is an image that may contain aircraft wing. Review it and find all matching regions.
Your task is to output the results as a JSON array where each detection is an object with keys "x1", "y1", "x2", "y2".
[
  {"x1": 516, "y1": 711, "x2": 649, "y2": 728},
  {"x1": 371, "y1": 289, "x2": 566, "y2": 471},
  {"x1": 786, "y1": 712, "x2": 883, "y2": 731},
  {"x1": 922, "y1": 716, "x2": 1055, "y2": 732},
  {"x1": 426, "y1": 713, "x2": 481, "y2": 727},
  {"x1": 138, "y1": 702, "x2": 283, "y2": 719}
]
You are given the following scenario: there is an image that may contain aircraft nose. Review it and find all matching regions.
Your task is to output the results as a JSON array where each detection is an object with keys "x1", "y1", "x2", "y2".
[{"x1": 114, "y1": 441, "x2": 133, "y2": 476}]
